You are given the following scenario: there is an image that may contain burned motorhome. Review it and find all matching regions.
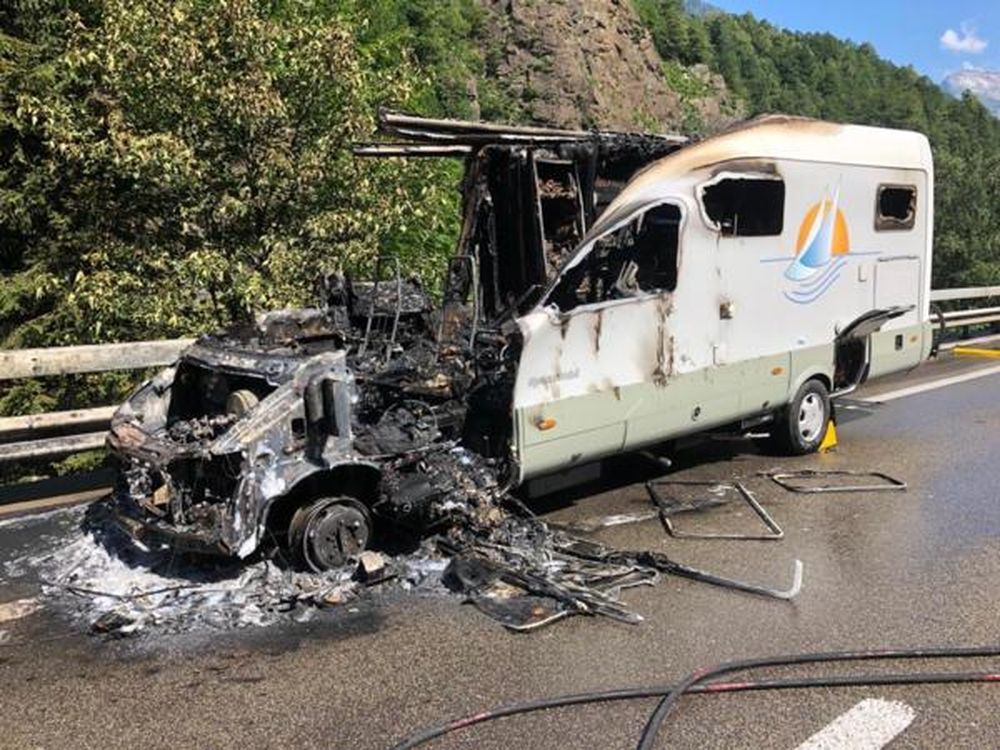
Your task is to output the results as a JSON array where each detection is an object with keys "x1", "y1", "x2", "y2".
[
  {"x1": 108, "y1": 112, "x2": 687, "y2": 570},
  {"x1": 109, "y1": 112, "x2": 933, "y2": 573}
]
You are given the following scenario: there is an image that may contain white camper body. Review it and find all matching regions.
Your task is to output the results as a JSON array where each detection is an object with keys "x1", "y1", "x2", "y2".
[{"x1": 510, "y1": 116, "x2": 934, "y2": 480}]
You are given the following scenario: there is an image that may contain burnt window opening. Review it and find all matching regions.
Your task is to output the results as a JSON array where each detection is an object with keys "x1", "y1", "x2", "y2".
[
  {"x1": 875, "y1": 184, "x2": 916, "y2": 230},
  {"x1": 548, "y1": 203, "x2": 681, "y2": 313},
  {"x1": 535, "y1": 158, "x2": 586, "y2": 277},
  {"x1": 167, "y1": 362, "x2": 276, "y2": 422},
  {"x1": 702, "y1": 177, "x2": 785, "y2": 237},
  {"x1": 469, "y1": 135, "x2": 685, "y2": 322}
]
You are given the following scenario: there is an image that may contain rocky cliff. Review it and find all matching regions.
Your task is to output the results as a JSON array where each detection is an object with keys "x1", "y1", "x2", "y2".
[{"x1": 475, "y1": 0, "x2": 738, "y2": 132}]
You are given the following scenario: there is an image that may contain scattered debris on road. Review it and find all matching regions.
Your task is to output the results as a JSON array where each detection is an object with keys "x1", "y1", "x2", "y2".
[
  {"x1": 0, "y1": 597, "x2": 40, "y2": 624},
  {"x1": 550, "y1": 510, "x2": 660, "y2": 534},
  {"x1": 438, "y1": 514, "x2": 802, "y2": 629},
  {"x1": 764, "y1": 470, "x2": 907, "y2": 494},
  {"x1": 646, "y1": 479, "x2": 783, "y2": 540},
  {"x1": 2, "y1": 467, "x2": 803, "y2": 638}
]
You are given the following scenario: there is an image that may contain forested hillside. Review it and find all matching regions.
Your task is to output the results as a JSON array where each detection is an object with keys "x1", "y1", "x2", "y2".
[
  {"x1": 634, "y1": 0, "x2": 1000, "y2": 288},
  {"x1": 1, "y1": 0, "x2": 998, "y2": 473}
]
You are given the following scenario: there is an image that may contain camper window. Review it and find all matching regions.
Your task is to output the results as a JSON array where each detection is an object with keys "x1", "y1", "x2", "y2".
[
  {"x1": 548, "y1": 203, "x2": 681, "y2": 312},
  {"x1": 702, "y1": 177, "x2": 784, "y2": 236},
  {"x1": 875, "y1": 184, "x2": 916, "y2": 230}
]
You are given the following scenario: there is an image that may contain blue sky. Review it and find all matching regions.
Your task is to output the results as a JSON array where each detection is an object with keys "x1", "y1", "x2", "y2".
[{"x1": 708, "y1": 1, "x2": 1000, "y2": 83}]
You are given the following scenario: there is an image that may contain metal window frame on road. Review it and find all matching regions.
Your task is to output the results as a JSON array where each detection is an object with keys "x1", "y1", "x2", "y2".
[
  {"x1": 646, "y1": 479, "x2": 783, "y2": 540},
  {"x1": 765, "y1": 469, "x2": 907, "y2": 494}
]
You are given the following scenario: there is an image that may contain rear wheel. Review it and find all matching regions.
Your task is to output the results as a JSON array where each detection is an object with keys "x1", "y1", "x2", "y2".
[
  {"x1": 288, "y1": 496, "x2": 371, "y2": 572},
  {"x1": 771, "y1": 379, "x2": 830, "y2": 455}
]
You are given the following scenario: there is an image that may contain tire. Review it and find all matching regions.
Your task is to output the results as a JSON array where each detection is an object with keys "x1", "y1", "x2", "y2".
[
  {"x1": 770, "y1": 379, "x2": 830, "y2": 456},
  {"x1": 288, "y1": 496, "x2": 372, "y2": 572}
]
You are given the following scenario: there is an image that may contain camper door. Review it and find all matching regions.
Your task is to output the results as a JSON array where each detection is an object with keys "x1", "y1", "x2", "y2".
[{"x1": 699, "y1": 171, "x2": 792, "y2": 412}]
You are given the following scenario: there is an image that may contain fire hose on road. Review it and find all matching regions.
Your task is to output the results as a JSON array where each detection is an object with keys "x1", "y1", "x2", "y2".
[{"x1": 391, "y1": 644, "x2": 1000, "y2": 749}]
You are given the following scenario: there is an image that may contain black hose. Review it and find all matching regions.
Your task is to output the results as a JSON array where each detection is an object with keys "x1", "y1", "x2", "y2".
[
  {"x1": 390, "y1": 644, "x2": 1000, "y2": 749},
  {"x1": 636, "y1": 644, "x2": 1000, "y2": 749},
  {"x1": 392, "y1": 684, "x2": 669, "y2": 750}
]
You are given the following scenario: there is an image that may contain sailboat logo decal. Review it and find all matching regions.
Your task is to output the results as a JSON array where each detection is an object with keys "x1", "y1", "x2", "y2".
[{"x1": 782, "y1": 186, "x2": 851, "y2": 304}]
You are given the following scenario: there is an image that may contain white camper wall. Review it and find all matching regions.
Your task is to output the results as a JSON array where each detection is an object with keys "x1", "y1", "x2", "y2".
[
  {"x1": 511, "y1": 119, "x2": 934, "y2": 479},
  {"x1": 707, "y1": 160, "x2": 929, "y2": 367}
]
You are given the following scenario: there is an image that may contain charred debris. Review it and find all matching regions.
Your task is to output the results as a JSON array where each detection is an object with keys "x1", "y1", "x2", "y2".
[
  {"x1": 100, "y1": 112, "x2": 804, "y2": 633},
  {"x1": 108, "y1": 112, "x2": 686, "y2": 563}
]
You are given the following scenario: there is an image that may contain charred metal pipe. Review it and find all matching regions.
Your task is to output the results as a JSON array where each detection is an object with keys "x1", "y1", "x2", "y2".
[
  {"x1": 378, "y1": 110, "x2": 688, "y2": 147},
  {"x1": 383, "y1": 126, "x2": 581, "y2": 145},
  {"x1": 352, "y1": 144, "x2": 474, "y2": 158},
  {"x1": 379, "y1": 109, "x2": 592, "y2": 140}
]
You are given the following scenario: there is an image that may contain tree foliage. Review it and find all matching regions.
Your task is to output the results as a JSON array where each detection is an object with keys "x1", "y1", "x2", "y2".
[
  {"x1": 0, "y1": 0, "x2": 483, "y2": 464},
  {"x1": 0, "y1": 0, "x2": 482, "y2": 354}
]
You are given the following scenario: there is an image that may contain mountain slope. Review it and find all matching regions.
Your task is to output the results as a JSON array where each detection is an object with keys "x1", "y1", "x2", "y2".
[
  {"x1": 629, "y1": 2, "x2": 1000, "y2": 288},
  {"x1": 474, "y1": 0, "x2": 736, "y2": 132}
]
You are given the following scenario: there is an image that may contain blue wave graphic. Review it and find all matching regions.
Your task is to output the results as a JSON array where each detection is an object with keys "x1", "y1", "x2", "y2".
[
  {"x1": 795, "y1": 257, "x2": 847, "y2": 292},
  {"x1": 783, "y1": 271, "x2": 843, "y2": 304}
]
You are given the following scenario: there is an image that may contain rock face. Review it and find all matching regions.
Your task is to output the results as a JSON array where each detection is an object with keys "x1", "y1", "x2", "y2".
[
  {"x1": 477, "y1": 0, "x2": 735, "y2": 132},
  {"x1": 943, "y1": 68, "x2": 1000, "y2": 116}
]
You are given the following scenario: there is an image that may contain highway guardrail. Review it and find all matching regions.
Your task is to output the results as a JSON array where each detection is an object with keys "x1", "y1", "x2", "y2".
[{"x1": 0, "y1": 287, "x2": 997, "y2": 480}]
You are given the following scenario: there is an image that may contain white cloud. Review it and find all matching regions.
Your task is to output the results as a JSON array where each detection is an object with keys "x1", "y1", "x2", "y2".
[{"x1": 940, "y1": 23, "x2": 988, "y2": 54}]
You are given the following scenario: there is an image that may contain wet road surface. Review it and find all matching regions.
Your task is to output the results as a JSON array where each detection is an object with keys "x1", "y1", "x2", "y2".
[{"x1": 1, "y1": 356, "x2": 998, "y2": 749}]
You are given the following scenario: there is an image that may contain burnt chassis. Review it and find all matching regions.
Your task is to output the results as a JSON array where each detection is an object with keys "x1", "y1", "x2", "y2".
[
  {"x1": 107, "y1": 113, "x2": 687, "y2": 569},
  {"x1": 108, "y1": 344, "x2": 360, "y2": 559},
  {"x1": 107, "y1": 262, "x2": 508, "y2": 569}
]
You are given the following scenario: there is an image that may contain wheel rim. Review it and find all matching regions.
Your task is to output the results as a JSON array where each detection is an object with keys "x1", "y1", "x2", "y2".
[
  {"x1": 797, "y1": 392, "x2": 826, "y2": 442},
  {"x1": 298, "y1": 500, "x2": 371, "y2": 572}
]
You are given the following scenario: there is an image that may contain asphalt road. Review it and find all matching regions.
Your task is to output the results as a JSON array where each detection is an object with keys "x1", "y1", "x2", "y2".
[{"x1": 1, "y1": 354, "x2": 998, "y2": 749}]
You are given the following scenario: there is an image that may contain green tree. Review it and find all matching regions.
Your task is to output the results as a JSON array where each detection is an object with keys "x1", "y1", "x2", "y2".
[
  {"x1": 0, "y1": 0, "x2": 469, "y2": 351},
  {"x1": 0, "y1": 0, "x2": 476, "y2": 479}
]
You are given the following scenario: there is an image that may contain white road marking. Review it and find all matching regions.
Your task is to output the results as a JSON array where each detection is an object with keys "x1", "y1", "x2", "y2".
[
  {"x1": 862, "y1": 362, "x2": 1000, "y2": 403},
  {"x1": 794, "y1": 698, "x2": 916, "y2": 750}
]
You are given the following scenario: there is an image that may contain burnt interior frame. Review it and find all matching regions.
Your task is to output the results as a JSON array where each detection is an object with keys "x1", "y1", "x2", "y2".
[{"x1": 874, "y1": 183, "x2": 917, "y2": 231}]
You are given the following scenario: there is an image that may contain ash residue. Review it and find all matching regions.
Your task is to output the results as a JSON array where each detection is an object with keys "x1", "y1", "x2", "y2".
[
  {"x1": 7, "y1": 501, "x2": 448, "y2": 638},
  {"x1": 7, "y1": 474, "x2": 650, "y2": 638},
  {"x1": 4, "y1": 454, "x2": 800, "y2": 640}
]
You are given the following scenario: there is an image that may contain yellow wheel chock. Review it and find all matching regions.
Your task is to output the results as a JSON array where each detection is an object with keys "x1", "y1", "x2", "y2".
[{"x1": 819, "y1": 418, "x2": 838, "y2": 452}]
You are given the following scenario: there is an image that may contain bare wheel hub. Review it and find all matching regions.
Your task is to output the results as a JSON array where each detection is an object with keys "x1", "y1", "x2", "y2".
[
  {"x1": 291, "y1": 498, "x2": 371, "y2": 572},
  {"x1": 797, "y1": 392, "x2": 826, "y2": 442}
]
